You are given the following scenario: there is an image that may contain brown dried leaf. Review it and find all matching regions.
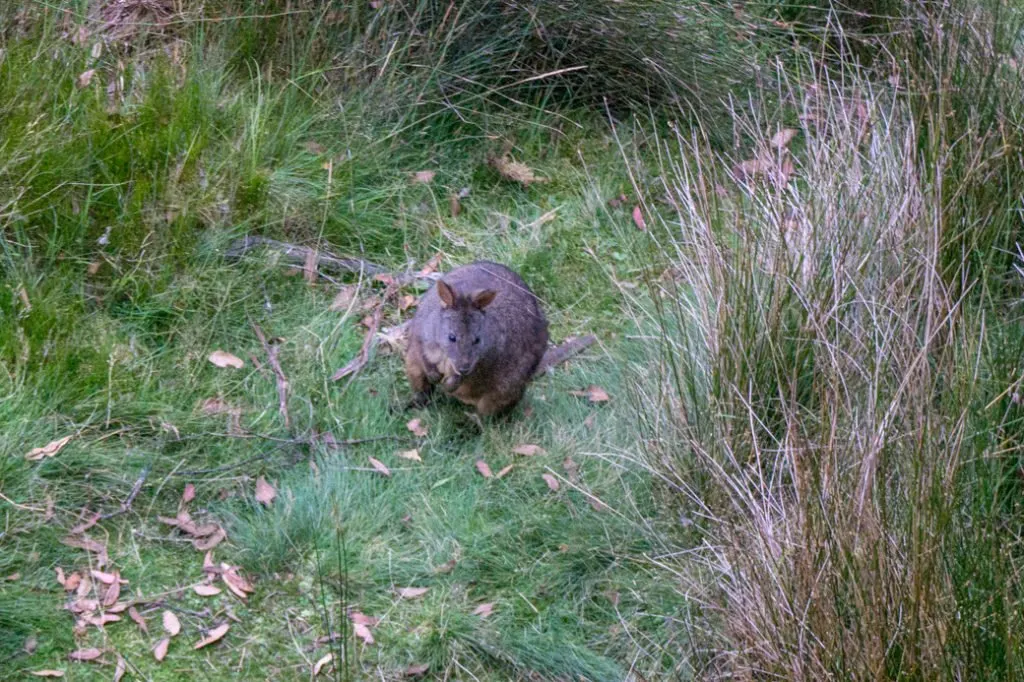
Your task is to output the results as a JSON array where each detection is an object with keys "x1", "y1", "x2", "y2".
[
  {"x1": 631, "y1": 205, "x2": 647, "y2": 231},
  {"x1": 76, "y1": 574, "x2": 92, "y2": 598},
  {"x1": 106, "y1": 602, "x2": 130, "y2": 613},
  {"x1": 193, "y1": 623, "x2": 230, "y2": 649},
  {"x1": 89, "y1": 570, "x2": 118, "y2": 585},
  {"x1": 396, "y1": 449, "x2": 422, "y2": 462},
  {"x1": 433, "y1": 559, "x2": 457, "y2": 574},
  {"x1": 101, "y1": 580, "x2": 120, "y2": 607},
  {"x1": 313, "y1": 653, "x2": 334, "y2": 676},
  {"x1": 202, "y1": 551, "x2": 217, "y2": 573},
  {"x1": 129, "y1": 607, "x2": 148, "y2": 634},
  {"x1": 562, "y1": 456, "x2": 579, "y2": 483},
  {"x1": 397, "y1": 586, "x2": 429, "y2": 599},
  {"x1": 512, "y1": 444, "x2": 545, "y2": 457},
  {"x1": 475, "y1": 460, "x2": 493, "y2": 478},
  {"x1": 303, "y1": 248, "x2": 319, "y2": 284},
  {"x1": 495, "y1": 464, "x2": 514, "y2": 479},
  {"x1": 404, "y1": 663, "x2": 430, "y2": 677},
  {"x1": 68, "y1": 648, "x2": 103, "y2": 662},
  {"x1": 411, "y1": 170, "x2": 436, "y2": 184},
  {"x1": 162, "y1": 610, "x2": 181, "y2": 637},
  {"x1": 472, "y1": 602, "x2": 494, "y2": 618},
  {"x1": 542, "y1": 473, "x2": 560, "y2": 491},
  {"x1": 70, "y1": 512, "x2": 100, "y2": 534},
  {"x1": 304, "y1": 140, "x2": 326, "y2": 155},
  {"x1": 153, "y1": 637, "x2": 169, "y2": 661},
  {"x1": 26, "y1": 436, "x2": 74, "y2": 461},
  {"x1": 368, "y1": 457, "x2": 391, "y2": 477},
  {"x1": 349, "y1": 612, "x2": 379, "y2": 626},
  {"x1": 255, "y1": 477, "x2": 276, "y2": 506},
  {"x1": 449, "y1": 193, "x2": 461, "y2": 217},
  {"x1": 329, "y1": 285, "x2": 358, "y2": 312},
  {"x1": 113, "y1": 654, "x2": 126, "y2": 682},
  {"x1": 406, "y1": 418, "x2": 428, "y2": 437},
  {"x1": 770, "y1": 127, "x2": 799, "y2": 149},
  {"x1": 76, "y1": 69, "x2": 96, "y2": 89},
  {"x1": 193, "y1": 528, "x2": 226, "y2": 551},
  {"x1": 733, "y1": 157, "x2": 773, "y2": 180},
  {"x1": 399, "y1": 294, "x2": 418, "y2": 311},
  {"x1": 208, "y1": 350, "x2": 244, "y2": 369},
  {"x1": 569, "y1": 385, "x2": 611, "y2": 403},
  {"x1": 30, "y1": 671, "x2": 65, "y2": 677},
  {"x1": 61, "y1": 535, "x2": 107, "y2": 555},
  {"x1": 353, "y1": 622, "x2": 375, "y2": 644},
  {"x1": 182, "y1": 483, "x2": 196, "y2": 504},
  {"x1": 194, "y1": 584, "x2": 222, "y2": 596},
  {"x1": 24, "y1": 636, "x2": 37, "y2": 654},
  {"x1": 417, "y1": 252, "x2": 444, "y2": 277},
  {"x1": 83, "y1": 613, "x2": 121, "y2": 627}
]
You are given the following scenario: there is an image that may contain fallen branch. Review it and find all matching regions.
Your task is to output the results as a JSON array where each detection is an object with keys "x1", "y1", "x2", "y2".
[
  {"x1": 99, "y1": 465, "x2": 151, "y2": 520},
  {"x1": 330, "y1": 282, "x2": 401, "y2": 382},
  {"x1": 251, "y1": 322, "x2": 291, "y2": 429},
  {"x1": 223, "y1": 236, "x2": 441, "y2": 285}
]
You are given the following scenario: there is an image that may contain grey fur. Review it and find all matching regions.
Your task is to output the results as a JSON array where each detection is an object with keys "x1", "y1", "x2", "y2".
[{"x1": 404, "y1": 261, "x2": 549, "y2": 415}]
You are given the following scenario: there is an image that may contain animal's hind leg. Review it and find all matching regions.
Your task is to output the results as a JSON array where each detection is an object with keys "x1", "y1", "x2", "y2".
[
  {"x1": 404, "y1": 349, "x2": 434, "y2": 409},
  {"x1": 474, "y1": 389, "x2": 524, "y2": 418}
]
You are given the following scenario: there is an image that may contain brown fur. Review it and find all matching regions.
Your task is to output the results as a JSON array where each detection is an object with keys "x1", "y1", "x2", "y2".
[{"x1": 404, "y1": 261, "x2": 549, "y2": 416}]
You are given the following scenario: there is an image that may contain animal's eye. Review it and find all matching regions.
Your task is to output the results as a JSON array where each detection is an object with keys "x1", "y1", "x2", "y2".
[
  {"x1": 448, "y1": 334, "x2": 457, "y2": 343},
  {"x1": 473, "y1": 337, "x2": 481, "y2": 345}
]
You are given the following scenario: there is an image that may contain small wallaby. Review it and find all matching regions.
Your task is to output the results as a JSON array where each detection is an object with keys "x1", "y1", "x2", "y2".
[{"x1": 404, "y1": 261, "x2": 549, "y2": 416}]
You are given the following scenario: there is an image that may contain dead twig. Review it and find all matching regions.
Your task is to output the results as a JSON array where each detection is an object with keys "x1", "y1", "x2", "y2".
[
  {"x1": 251, "y1": 322, "x2": 291, "y2": 429},
  {"x1": 330, "y1": 282, "x2": 401, "y2": 382},
  {"x1": 99, "y1": 465, "x2": 151, "y2": 520}
]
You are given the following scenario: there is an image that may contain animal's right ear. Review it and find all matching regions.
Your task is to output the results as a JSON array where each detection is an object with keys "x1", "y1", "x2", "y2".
[{"x1": 437, "y1": 280, "x2": 456, "y2": 308}]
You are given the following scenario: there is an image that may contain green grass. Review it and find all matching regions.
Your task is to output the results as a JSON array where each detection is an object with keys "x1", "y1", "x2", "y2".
[{"x1": 3, "y1": 0, "x2": 1023, "y2": 680}]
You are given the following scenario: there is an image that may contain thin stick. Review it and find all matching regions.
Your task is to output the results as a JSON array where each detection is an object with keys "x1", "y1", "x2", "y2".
[
  {"x1": 99, "y1": 466, "x2": 150, "y2": 520},
  {"x1": 252, "y1": 322, "x2": 291, "y2": 429}
]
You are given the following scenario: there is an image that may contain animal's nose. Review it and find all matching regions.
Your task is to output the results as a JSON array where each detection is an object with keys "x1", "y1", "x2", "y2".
[{"x1": 456, "y1": 363, "x2": 473, "y2": 375}]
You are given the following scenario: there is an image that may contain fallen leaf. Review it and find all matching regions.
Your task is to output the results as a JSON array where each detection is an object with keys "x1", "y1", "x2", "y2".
[
  {"x1": 411, "y1": 170, "x2": 436, "y2": 184},
  {"x1": 70, "y1": 511, "x2": 100, "y2": 534},
  {"x1": 632, "y1": 205, "x2": 647, "y2": 231},
  {"x1": 194, "y1": 623, "x2": 230, "y2": 649},
  {"x1": 102, "y1": 579, "x2": 120, "y2": 607},
  {"x1": 4, "y1": 572, "x2": 19, "y2": 581},
  {"x1": 608, "y1": 193, "x2": 628, "y2": 208},
  {"x1": 770, "y1": 127, "x2": 799, "y2": 149},
  {"x1": 182, "y1": 483, "x2": 196, "y2": 504},
  {"x1": 569, "y1": 385, "x2": 611, "y2": 403},
  {"x1": 113, "y1": 654, "x2": 126, "y2": 682},
  {"x1": 472, "y1": 602, "x2": 494, "y2": 618},
  {"x1": 61, "y1": 536, "x2": 108, "y2": 565},
  {"x1": 495, "y1": 464, "x2": 514, "y2": 479},
  {"x1": 349, "y1": 612, "x2": 379, "y2": 626},
  {"x1": 396, "y1": 449, "x2": 422, "y2": 462},
  {"x1": 86, "y1": 261, "x2": 102, "y2": 275},
  {"x1": 83, "y1": 613, "x2": 121, "y2": 627},
  {"x1": 255, "y1": 477, "x2": 276, "y2": 506},
  {"x1": 208, "y1": 350, "x2": 244, "y2": 369},
  {"x1": 26, "y1": 436, "x2": 73, "y2": 461},
  {"x1": 24, "y1": 636, "x2": 37, "y2": 654},
  {"x1": 399, "y1": 294, "x2": 418, "y2": 311},
  {"x1": 221, "y1": 567, "x2": 254, "y2": 600},
  {"x1": 733, "y1": 157, "x2": 773, "y2": 181},
  {"x1": 29, "y1": 671, "x2": 64, "y2": 678},
  {"x1": 417, "y1": 252, "x2": 444, "y2": 277},
  {"x1": 106, "y1": 602, "x2": 130, "y2": 613},
  {"x1": 304, "y1": 248, "x2": 319, "y2": 284},
  {"x1": 512, "y1": 444, "x2": 545, "y2": 456},
  {"x1": 404, "y1": 663, "x2": 430, "y2": 677},
  {"x1": 542, "y1": 473, "x2": 560, "y2": 491},
  {"x1": 329, "y1": 285, "x2": 358, "y2": 312},
  {"x1": 449, "y1": 193, "x2": 461, "y2": 216},
  {"x1": 406, "y1": 418, "x2": 428, "y2": 437},
  {"x1": 353, "y1": 622, "x2": 374, "y2": 644},
  {"x1": 368, "y1": 457, "x2": 391, "y2": 477},
  {"x1": 153, "y1": 637, "x2": 169, "y2": 661},
  {"x1": 304, "y1": 141, "x2": 326, "y2": 155},
  {"x1": 202, "y1": 551, "x2": 217, "y2": 573},
  {"x1": 475, "y1": 460, "x2": 493, "y2": 478},
  {"x1": 313, "y1": 653, "x2": 334, "y2": 675},
  {"x1": 193, "y1": 528, "x2": 226, "y2": 551},
  {"x1": 397, "y1": 587, "x2": 429, "y2": 599},
  {"x1": 90, "y1": 570, "x2": 118, "y2": 585},
  {"x1": 68, "y1": 648, "x2": 104, "y2": 662},
  {"x1": 194, "y1": 584, "x2": 222, "y2": 596},
  {"x1": 163, "y1": 610, "x2": 181, "y2": 636},
  {"x1": 76, "y1": 69, "x2": 96, "y2": 88},
  {"x1": 129, "y1": 607, "x2": 148, "y2": 633},
  {"x1": 76, "y1": 574, "x2": 92, "y2": 598},
  {"x1": 583, "y1": 413, "x2": 596, "y2": 429},
  {"x1": 562, "y1": 456, "x2": 579, "y2": 483}
]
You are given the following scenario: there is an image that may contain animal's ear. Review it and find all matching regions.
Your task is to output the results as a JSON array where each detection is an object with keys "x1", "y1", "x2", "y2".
[
  {"x1": 437, "y1": 280, "x2": 456, "y2": 308},
  {"x1": 471, "y1": 289, "x2": 497, "y2": 310}
]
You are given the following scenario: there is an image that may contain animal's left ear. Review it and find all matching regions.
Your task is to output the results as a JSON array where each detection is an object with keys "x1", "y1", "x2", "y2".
[{"x1": 471, "y1": 289, "x2": 497, "y2": 310}]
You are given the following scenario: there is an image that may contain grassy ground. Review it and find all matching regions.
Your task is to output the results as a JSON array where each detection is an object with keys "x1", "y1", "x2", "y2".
[{"x1": 3, "y1": 1, "x2": 1024, "y2": 680}]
